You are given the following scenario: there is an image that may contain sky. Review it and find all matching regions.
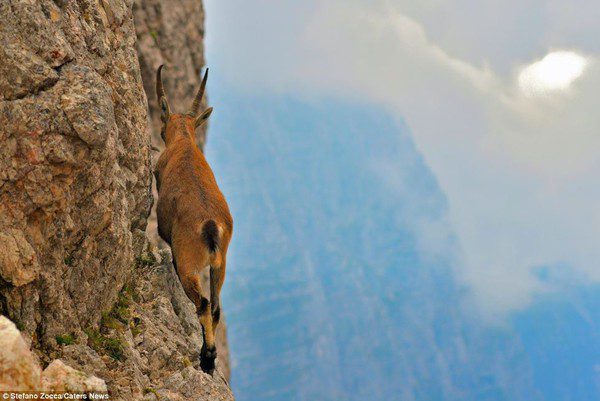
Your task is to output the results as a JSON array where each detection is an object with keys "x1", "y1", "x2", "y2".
[{"x1": 204, "y1": 0, "x2": 600, "y2": 319}]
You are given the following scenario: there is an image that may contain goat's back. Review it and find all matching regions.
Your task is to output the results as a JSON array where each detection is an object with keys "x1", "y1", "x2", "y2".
[{"x1": 155, "y1": 138, "x2": 233, "y2": 244}]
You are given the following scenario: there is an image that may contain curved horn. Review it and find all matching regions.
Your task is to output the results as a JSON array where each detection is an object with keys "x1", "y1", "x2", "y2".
[
  {"x1": 189, "y1": 67, "x2": 209, "y2": 117},
  {"x1": 156, "y1": 64, "x2": 170, "y2": 121},
  {"x1": 156, "y1": 64, "x2": 167, "y2": 101}
]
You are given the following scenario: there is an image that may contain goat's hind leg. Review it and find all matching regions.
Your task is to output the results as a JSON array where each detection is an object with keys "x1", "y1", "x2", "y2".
[
  {"x1": 199, "y1": 303, "x2": 217, "y2": 373},
  {"x1": 179, "y1": 273, "x2": 217, "y2": 373},
  {"x1": 209, "y1": 259, "x2": 226, "y2": 334}
]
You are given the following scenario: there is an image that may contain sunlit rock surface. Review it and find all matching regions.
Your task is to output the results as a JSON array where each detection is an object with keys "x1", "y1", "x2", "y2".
[{"x1": 0, "y1": 316, "x2": 106, "y2": 393}]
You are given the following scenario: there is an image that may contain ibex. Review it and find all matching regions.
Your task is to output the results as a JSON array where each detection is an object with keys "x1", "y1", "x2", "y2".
[{"x1": 154, "y1": 65, "x2": 233, "y2": 373}]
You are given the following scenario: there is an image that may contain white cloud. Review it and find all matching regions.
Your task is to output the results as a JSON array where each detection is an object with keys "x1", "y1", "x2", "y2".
[
  {"x1": 205, "y1": 0, "x2": 600, "y2": 317},
  {"x1": 518, "y1": 51, "x2": 588, "y2": 95}
]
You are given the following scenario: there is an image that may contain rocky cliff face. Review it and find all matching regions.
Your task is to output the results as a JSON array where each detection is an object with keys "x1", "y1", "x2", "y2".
[
  {"x1": 0, "y1": 0, "x2": 153, "y2": 355},
  {"x1": 133, "y1": 0, "x2": 209, "y2": 150},
  {"x1": 0, "y1": 0, "x2": 232, "y2": 399}
]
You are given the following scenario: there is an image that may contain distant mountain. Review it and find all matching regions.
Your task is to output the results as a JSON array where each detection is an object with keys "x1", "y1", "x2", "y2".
[
  {"x1": 206, "y1": 86, "x2": 597, "y2": 401},
  {"x1": 512, "y1": 283, "x2": 600, "y2": 401}
]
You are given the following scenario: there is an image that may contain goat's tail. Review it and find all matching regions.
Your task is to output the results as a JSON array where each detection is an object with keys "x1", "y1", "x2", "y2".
[{"x1": 200, "y1": 219, "x2": 220, "y2": 253}]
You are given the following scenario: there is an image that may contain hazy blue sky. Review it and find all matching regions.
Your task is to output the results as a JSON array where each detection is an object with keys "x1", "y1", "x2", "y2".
[
  {"x1": 199, "y1": 2, "x2": 600, "y2": 400},
  {"x1": 204, "y1": 0, "x2": 600, "y2": 319}
]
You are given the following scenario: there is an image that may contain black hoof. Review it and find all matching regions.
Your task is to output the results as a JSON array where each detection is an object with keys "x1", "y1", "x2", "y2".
[
  {"x1": 200, "y1": 354, "x2": 216, "y2": 373},
  {"x1": 200, "y1": 345, "x2": 217, "y2": 373}
]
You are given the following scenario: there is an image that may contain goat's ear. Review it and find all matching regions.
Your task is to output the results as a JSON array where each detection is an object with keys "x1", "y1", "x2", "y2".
[{"x1": 195, "y1": 107, "x2": 213, "y2": 128}]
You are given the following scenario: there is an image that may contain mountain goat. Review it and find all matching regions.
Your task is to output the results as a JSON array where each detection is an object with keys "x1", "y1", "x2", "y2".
[{"x1": 154, "y1": 65, "x2": 233, "y2": 373}]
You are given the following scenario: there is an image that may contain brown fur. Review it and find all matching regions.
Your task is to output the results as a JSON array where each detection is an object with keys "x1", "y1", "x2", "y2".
[{"x1": 154, "y1": 67, "x2": 232, "y2": 373}]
